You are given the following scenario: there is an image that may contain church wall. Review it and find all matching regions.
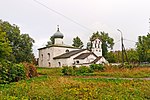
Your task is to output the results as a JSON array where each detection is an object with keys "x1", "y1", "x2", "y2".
[
  {"x1": 95, "y1": 57, "x2": 109, "y2": 64},
  {"x1": 38, "y1": 47, "x2": 53, "y2": 67},
  {"x1": 38, "y1": 46, "x2": 80, "y2": 67},
  {"x1": 53, "y1": 49, "x2": 90, "y2": 67}
]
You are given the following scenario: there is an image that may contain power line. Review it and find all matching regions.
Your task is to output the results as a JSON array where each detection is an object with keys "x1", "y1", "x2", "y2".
[
  {"x1": 124, "y1": 39, "x2": 137, "y2": 43},
  {"x1": 114, "y1": 39, "x2": 120, "y2": 44},
  {"x1": 33, "y1": 0, "x2": 94, "y2": 32}
]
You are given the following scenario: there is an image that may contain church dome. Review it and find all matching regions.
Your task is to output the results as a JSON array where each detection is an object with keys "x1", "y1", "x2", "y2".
[{"x1": 53, "y1": 25, "x2": 64, "y2": 38}]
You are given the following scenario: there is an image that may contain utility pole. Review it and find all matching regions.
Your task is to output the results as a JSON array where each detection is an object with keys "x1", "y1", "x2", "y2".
[
  {"x1": 149, "y1": 18, "x2": 150, "y2": 33},
  {"x1": 117, "y1": 29, "x2": 124, "y2": 66}
]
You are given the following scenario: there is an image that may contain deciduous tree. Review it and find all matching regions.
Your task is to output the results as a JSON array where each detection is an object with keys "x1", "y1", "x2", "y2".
[
  {"x1": 0, "y1": 19, "x2": 34, "y2": 63},
  {"x1": 72, "y1": 36, "x2": 83, "y2": 48}
]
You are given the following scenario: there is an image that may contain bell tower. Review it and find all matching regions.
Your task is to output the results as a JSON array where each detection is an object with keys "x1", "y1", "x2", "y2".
[{"x1": 91, "y1": 38, "x2": 102, "y2": 57}]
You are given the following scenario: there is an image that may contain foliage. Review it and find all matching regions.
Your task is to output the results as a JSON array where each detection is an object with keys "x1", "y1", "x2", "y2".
[
  {"x1": 126, "y1": 49, "x2": 139, "y2": 63},
  {"x1": 46, "y1": 36, "x2": 54, "y2": 47},
  {"x1": 106, "y1": 51, "x2": 117, "y2": 63},
  {"x1": 136, "y1": 33, "x2": 150, "y2": 63},
  {"x1": 62, "y1": 66, "x2": 93, "y2": 76},
  {"x1": 96, "y1": 65, "x2": 150, "y2": 78},
  {"x1": 1, "y1": 67, "x2": 150, "y2": 99},
  {"x1": 0, "y1": 19, "x2": 35, "y2": 63},
  {"x1": 72, "y1": 36, "x2": 83, "y2": 48},
  {"x1": 0, "y1": 61, "x2": 26, "y2": 84},
  {"x1": 90, "y1": 64, "x2": 105, "y2": 71},
  {"x1": 62, "y1": 66, "x2": 75, "y2": 75},
  {"x1": 0, "y1": 30, "x2": 12, "y2": 61},
  {"x1": 23, "y1": 62, "x2": 38, "y2": 79},
  {"x1": 89, "y1": 31, "x2": 114, "y2": 58},
  {"x1": 0, "y1": 61, "x2": 38, "y2": 84}
]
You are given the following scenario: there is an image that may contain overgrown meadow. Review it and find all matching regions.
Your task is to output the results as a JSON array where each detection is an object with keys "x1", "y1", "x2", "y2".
[{"x1": 0, "y1": 66, "x2": 150, "y2": 100}]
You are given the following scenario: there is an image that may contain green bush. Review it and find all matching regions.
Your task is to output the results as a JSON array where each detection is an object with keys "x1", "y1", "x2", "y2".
[
  {"x1": 90, "y1": 64, "x2": 105, "y2": 71},
  {"x1": 75, "y1": 66, "x2": 93, "y2": 75},
  {"x1": 0, "y1": 61, "x2": 26, "y2": 84},
  {"x1": 62, "y1": 66, "x2": 75, "y2": 75},
  {"x1": 62, "y1": 66, "x2": 93, "y2": 76},
  {"x1": 0, "y1": 61, "x2": 38, "y2": 84}
]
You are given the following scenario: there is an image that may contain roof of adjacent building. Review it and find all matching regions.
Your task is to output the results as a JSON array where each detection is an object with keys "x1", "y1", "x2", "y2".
[
  {"x1": 53, "y1": 49, "x2": 87, "y2": 59},
  {"x1": 74, "y1": 52, "x2": 97, "y2": 59},
  {"x1": 91, "y1": 56, "x2": 103, "y2": 63}
]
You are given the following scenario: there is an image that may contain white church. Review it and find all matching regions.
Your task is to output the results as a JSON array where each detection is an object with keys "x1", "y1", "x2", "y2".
[{"x1": 38, "y1": 26, "x2": 108, "y2": 67}]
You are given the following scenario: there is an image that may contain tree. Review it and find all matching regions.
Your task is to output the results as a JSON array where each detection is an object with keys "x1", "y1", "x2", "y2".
[
  {"x1": 136, "y1": 33, "x2": 150, "y2": 63},
  {"x1": 0, "y1": 30, "x2": 12, "y2": 61},
  {"x1": 126, "y1": 49, "x2": 139, "y2": 63},
  {"x1": 89, "y1": 31, "x2": 114, "y2": 58},
  {"x1": 46, "y1": 36, "x2": 54, "y2": 47},
  {"x1": 0, "y1": 19, "x2": 34, "y2": 63},
  {"x1": 106, "y1": 51, "x2": 117, "y2": 63},
  {"x1": 72, "y1": 36, "x2": 83, "y2": 48}
]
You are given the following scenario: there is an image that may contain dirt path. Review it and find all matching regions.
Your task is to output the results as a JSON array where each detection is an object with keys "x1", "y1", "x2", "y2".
[{"x1": 66, "y1": 76, "x2": 150, "y2": 80}]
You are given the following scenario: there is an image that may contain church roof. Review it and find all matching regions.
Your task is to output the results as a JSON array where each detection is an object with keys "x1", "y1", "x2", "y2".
[
  {"x1": 91, "y1": 56, "x2": 103, "y2": 63},
  {"x1": 53, "y1": 25, "x2": 64, "y2": 38},
  {"x1": 38, "y1": 44, "x2": 78, "y2": 50},
  {"x1": 74, "y1": 52, "x2": 97, "y2": 59},
  {"x1": 53, "y1": 49, "x2": 86, "y2": 59}
]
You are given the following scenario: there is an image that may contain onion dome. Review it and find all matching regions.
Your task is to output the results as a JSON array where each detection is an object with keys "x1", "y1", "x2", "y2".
[{"x1": 53, "y1": 25, "x2": 64, "y2": 38}]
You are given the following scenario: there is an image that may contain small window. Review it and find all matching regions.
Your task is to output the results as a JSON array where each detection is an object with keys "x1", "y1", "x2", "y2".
[
  {"x1": 58, "y1": 62, "x2": 61, "y2": 66},
  {"x1": 98, "y1": 44, "x2": 100, "y2": 48},
  {"x1": 48, "y1": 53, "x2": 50, "y2": 60},
  {"x1": 99, "y1": 50, "x2": 101, "y2": 52},
  {"x1": 48, "y1": 62, "x2": 51, "y2": 67},
  {"x1": 66, "y1": 49, "x2": 69, "y2": 53},
  {"x1": 41, "y1": 54, "x2": 43, "y2": 61},
  {"x1": 76, "y1": 61, "x2": 79, "y2": 64}
]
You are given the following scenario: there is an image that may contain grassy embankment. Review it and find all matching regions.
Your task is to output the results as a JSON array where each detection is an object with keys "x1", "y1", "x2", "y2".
[{"x1": 0, "y1": 66, "x2": 150, "y2": 99}]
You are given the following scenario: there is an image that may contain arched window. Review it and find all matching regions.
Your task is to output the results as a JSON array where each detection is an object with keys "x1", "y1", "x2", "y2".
[
  {"x1": 48, "y1": 62, "x2": 51, "y2": 67},
  {"x1": 66, "y1": 49, "x2": 69, "y2": 53},
  {"x1": 58, "y1": 62, "x2": 61, "y2": 67},
  {"x1": 48, "y1": 53, "x2": 50, "y2": 60},
  {"x1": 41, "y1": 54, "x2": 43, "y2": 61}
]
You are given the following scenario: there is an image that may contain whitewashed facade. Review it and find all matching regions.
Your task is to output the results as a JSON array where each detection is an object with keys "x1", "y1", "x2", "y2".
[{"x1": 38, "y1": 27, "x2": 108, "y2": 67}]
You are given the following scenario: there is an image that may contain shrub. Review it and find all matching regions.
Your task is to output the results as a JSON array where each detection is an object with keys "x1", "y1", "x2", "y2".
[
  {"x1": 75, "y1": 66, "x2": 93, "y2": 75},
  {"x1": 62, "y1": 66, "x2": 75, "y2": 75},
  {"x1": 0, "y1": 61, "x2": 38, "y2": 84},
  {"x1": 23, "y1": 62, "x2": 38, "y2": 78},
  {"x1": 90, "y1": 64, "x2": 105, "y2": 71},
  {"x1": 0, "y1": 61, "x2": 26, "y2": 84},
  {"x1": 62, "y1": 66, "x2": 93, "y2": 76}
]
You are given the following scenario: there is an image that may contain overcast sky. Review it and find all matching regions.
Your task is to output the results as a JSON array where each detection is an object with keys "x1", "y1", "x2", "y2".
[{"x1": 0, "y1": 0, "x2": 150, "y2": 57}]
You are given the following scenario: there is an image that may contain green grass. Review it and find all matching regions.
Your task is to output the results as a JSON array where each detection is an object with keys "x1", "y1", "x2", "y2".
[{"x1": 0, "y1": 67, "x2": 150, "y2": 100}]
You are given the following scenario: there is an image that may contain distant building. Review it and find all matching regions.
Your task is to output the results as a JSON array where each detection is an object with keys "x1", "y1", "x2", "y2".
[{"x1": 38, "y1": 26, "x2": 108, "y2": 67}]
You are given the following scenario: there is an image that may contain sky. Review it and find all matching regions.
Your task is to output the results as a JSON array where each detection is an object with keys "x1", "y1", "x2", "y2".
[{"x1": 0, "y1": 0, "x2": 150, "y2": 58}]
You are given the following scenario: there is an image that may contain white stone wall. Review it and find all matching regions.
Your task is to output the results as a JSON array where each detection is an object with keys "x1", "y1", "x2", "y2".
[
  {"x1": 95, "y1": 57, "x2": 108, "y2": 64},
  {"x1": 54, "y1": 38, "x2": 63, "y2": 45},
  {"x1": 53, "y1": 49, "x2": 90, "y2": 67},
  {"x1": 38, "y1": 46, "x2": 80, "y2": 67}
]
